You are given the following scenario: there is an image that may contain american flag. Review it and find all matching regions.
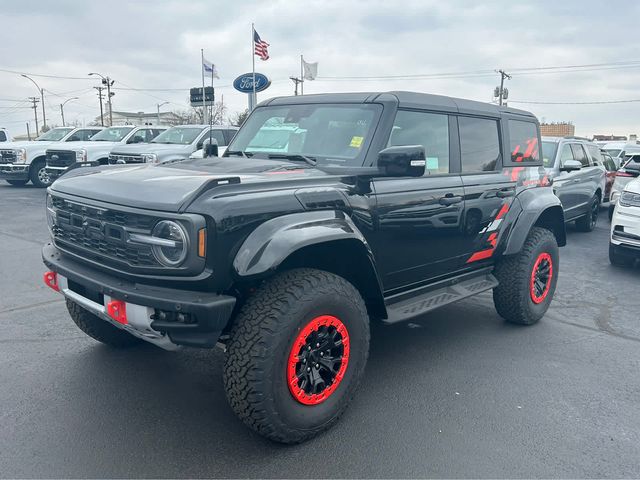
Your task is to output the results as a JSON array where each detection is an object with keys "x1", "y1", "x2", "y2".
[{"x1": 254, "y1": 30, "x2": 270, "y2": 61}]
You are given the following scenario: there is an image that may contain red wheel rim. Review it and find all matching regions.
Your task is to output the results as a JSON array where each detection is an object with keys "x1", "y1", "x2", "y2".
[
  {"x1": 287, "y1": 315, "x2": 350, "y2": 405},
  {"x1": 530, "y1": 252, "x2": 553, "y2": 304}
]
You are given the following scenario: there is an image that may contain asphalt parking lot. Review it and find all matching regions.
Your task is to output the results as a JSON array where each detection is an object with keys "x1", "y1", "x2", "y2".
[{"x1": 0, "y1": 184, "x2": 639, "y2": 478}]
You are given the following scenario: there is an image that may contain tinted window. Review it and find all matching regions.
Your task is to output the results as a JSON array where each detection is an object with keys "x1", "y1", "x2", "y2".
[
  {"x1": 559, "y1": 144, "x2": 574, "y2": 166},
  {"x1": 223, "y1": 129, "x2": 237, "y2": 144},
  {"x1": 601, "y1": 153, "x2": 616, "y2": 171},
  {"x1": 459, "y1": 116, "x2": 500, "y2": 172},
  {"x1": 388, "y1": 110, "x2": 450, "y2": 174},
  {"x1": 198, "y1": 130, "x2": 226, "y2": 149},
  {"x1": 508, "y1": 120, "x2": 539, "y2": 163},
  {"x1": 570, "y1": 144, "x2": 589, "y2": 167},
  {"x1": 127, "y1": 129, "x2": 151, "y2": 144},
  {"x1": 542, "y1": 141, "x2": 558, "y2": 167},
  {"x1": 0, "y1": 131, "x2": 6, "y2": 141},
  {"x1": 585, "y1": 144, "x2": 603, "y2": 165}
]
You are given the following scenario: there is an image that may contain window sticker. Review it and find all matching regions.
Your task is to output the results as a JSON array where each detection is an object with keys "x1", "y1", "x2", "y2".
[
  {"x1": 350, "y1": 136, "x2": 364, "y2": 148},
  {"x1": 426, "y1": 157, "x2": 439, "y2": 170}
]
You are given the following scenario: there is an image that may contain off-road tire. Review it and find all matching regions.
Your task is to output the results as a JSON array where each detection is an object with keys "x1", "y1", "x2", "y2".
[
  {"x1": 575, "y1": 194, "x2": 600, "y2": 232},
  {"x1": 223, "y1": 268, "x2": 370, "y2": 444},
  {"x1": 493, "y1": 227, "x2": 559, "y2": 325},
  {"x1": 29, "y1": 159, "x2": 52, "y2": 188},
  {"x1": 66, "y1": 299, "x2": 142, "y2": 348},
  {"x1": 609, "y1": 243, "x2": 632, "y2": 267},
  {"x1": 6, "y1": 179, "x2": 27, "y2": 186}
]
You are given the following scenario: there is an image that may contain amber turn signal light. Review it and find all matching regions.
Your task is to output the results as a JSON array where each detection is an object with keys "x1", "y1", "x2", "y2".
[{"x1": 198, "y1": 228, "x2": 206, "y2": 258}]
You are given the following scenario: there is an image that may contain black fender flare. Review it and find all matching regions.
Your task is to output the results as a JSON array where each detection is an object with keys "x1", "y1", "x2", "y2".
[{"x1": 503, "y1": 188, "x2": 566, "y2": 255}]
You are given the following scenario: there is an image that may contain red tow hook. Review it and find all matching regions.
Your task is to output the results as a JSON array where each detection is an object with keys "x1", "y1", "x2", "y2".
[
  {"x1": 43, "y1": 271, "x2": 59, "y2": 292},
  {"x1": 107, "y1": 300, "x2": 128, "y2": 325}
]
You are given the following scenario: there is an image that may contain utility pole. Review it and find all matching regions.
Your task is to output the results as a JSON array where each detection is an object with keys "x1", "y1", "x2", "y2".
[
  {"x1": 156, "y1": 101, "x2": 168, "y2": 126},
  {"x1": 94, "y1": 86, "x2": 105, "y2": 126},
  {"x1": 60, "y1": 97, "x2": 78, "y2": 127},
  {"x1": 28, "y1": 97, "x2": 40, "y2": 134},
  {"x1": 89, "y1": 73, "x2": 114, "y2": 126},
  {"x1": 494, "y1": 69, "x2": 511, "y2": 106},
  {"x1": 21, "y1": 74, "x2": 46, "y2": 132},
  {"x1": 289, "y1": 76, "x2": 302, "y2": 95}
]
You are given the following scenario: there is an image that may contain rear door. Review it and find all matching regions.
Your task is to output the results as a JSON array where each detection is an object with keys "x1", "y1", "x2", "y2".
[
  {"x1": 554, "y1": 142, "x2": 581, "y2": 217},
  {"x1": 369, "y1": 109, "x2": 466, "y2": 291}
]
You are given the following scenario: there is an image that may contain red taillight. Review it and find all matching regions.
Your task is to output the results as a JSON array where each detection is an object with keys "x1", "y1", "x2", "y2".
[
  {"x1": 616, "y1": 171, "x2": 634, "y2": 177},
  {"x1": 107, "y1": 300, "x2": 128, "y2": 325},
  {"x1": 43, "y1": 271, "x2": 59, "y2": 292}
]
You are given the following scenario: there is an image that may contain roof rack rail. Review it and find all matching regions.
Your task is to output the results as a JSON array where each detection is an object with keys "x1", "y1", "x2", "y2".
[{"x1": 564, "y1": 136, "x2": 592, "y2": 141}]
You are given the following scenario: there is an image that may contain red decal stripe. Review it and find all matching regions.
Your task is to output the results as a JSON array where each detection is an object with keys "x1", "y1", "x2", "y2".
[
  {"x1": 466, "y1": 248, "x2": 495, "y2": 263},
  {"x1": 495, "y1": 203, "x2": 510, "y2": 220},
  {"x1": 488, "y1": 232, "x2": 498, "y2": 247}
]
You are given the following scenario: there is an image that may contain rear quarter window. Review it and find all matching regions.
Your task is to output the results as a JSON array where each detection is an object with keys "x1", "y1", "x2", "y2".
[{"x1": 508, "y1": 120, "x2": 540, "y2": 164}]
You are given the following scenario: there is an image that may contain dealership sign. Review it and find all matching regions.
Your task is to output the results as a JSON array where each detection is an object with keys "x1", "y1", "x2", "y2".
[{"x1": 233, "y1": 73, "x2": 271, "y2": 94}]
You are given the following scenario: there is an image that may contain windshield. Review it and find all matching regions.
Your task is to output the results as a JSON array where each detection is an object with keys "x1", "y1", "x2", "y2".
[
  {"x1": 541, "y1": 141, "x2": 558, "y2": 167},
  {"x1": 604, "y1": 149, "x2": 622, "y2": 157},
  {"x1": 151, "y1": 127, "x2": 203, "y2": 145},
  {"x1": 89, "y1": 126, "x2": 134, "y2": 142},
  {"x1": 226, "y1": 104, "x2": 382, "y2": 166},
  {"x1": 36, "y1": 127, "x2": 74, "y2": 141}
]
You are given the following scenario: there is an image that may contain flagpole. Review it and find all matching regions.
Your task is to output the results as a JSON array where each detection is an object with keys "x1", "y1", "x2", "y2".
[
  {"x1": 251, "y1": 23, "x2": 256, "y2": 111},
  {"x1": 201, "y1": 48, "x2": 207, "y2": 124},
  {"x1": 300, "y1": 54, "x2": 304, "y2": 95}
]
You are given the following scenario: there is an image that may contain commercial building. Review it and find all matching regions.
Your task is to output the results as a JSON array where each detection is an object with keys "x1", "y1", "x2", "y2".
[{"x1": 540, "y1": 122, "x2": 575, "y2": 137}]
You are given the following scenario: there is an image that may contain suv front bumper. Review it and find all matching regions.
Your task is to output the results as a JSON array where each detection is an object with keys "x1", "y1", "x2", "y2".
[
  {"x1": 610, "y1": 202, "x2": 640, "y2": 258},
  {"x1": 0, "y1": 163, "x2": 29, "y2": 180},
  {"x1": 42, "y1": 242, "x2": 236, "y2": 349}
]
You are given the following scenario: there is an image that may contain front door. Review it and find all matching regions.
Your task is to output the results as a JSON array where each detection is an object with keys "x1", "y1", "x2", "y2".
[
  {"x1": 554, "y1": 143, "x2": 582, "y2": 218},
  {"x1": 367, "y1": 109, "x2": 467, "y2": 292}
]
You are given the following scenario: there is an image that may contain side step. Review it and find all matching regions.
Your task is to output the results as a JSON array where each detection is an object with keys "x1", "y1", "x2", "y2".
[{"x1": 384, "y1": 271, "x2": 498, "y2": 324}]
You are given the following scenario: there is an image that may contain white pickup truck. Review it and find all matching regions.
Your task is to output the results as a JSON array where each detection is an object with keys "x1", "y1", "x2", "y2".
[
  {"x1": 45, "y1": 125, "x2": 166, "y2": 181},
  {"x1": 0, "y1": 126, "x2": 104, "y2": 187}
]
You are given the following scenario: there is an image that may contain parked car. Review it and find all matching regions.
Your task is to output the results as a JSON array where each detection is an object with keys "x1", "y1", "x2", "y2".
[
  {"x1": 600, "y1": 150, "x2": 618, "y2": 202},
  {"x1": 609, "y1": 153, "x2": 640, "y2": 219},
  {"x1": 609, "y1": 177, "x2": 640, "y2": 266},
  {"x1": 0, "y1": 127, "x2": 13, "y2": 142},
  {"x1": 45, "y1": 125, "x2": 166, "y2": 181},
  {"x1": 601, "y1": 141, "x2": 640, "y2": 164},
  {"x1": 541, "y1": 136, "x2": 606, "y2": 231},
  {"x1": 43, "y1": 91, "x2": 565, "y2": 443},
  {"x1": 0, "y1": 126, "x2": 104, "y2": 187},
  {"x1": 108, "y1": 125, "x2": 238, "y2": 165}
]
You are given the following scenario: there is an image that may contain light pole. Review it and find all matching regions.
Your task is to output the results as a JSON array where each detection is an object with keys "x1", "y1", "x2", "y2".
[
  {"x1": 60, "y1": 97, "x2": 78, "y2": 127},
  {"x1": 88, "y1": 72, "x2": 114, "y2": 126},
  {"x1": 156, "y1": 101, "x2": 169, "y2": 126},
  {"x1": 21, "y1": 74, "x2": 46, "y2": 132}
]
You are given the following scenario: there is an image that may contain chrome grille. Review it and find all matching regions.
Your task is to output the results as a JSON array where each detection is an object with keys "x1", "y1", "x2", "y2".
[
  {"x1": 51, "y1": 196, "x2": 160, "y2": 268},
  {"x1": 109, "y1": 153, "x2": 144, "y2": 164},
  {"x1": 0, "y1": 150, "x2": 17, "y2": 163},
  {"x1": 47, "y1": 150, "x2": 76, "y2": 167}
]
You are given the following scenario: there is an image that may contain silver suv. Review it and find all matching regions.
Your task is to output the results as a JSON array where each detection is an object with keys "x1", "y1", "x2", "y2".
[{"x1": 542, "y1": 136, "x2": 606, "y2": 232}]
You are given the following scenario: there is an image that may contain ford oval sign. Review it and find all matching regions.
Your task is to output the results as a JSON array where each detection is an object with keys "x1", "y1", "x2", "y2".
[{"x1": 233, "y1": 73, "x2": 271, "y2": 94}]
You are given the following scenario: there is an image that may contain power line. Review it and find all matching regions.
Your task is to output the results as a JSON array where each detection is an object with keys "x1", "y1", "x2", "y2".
[{"x1": 510, "y1": 98, "x2": 640, "y2": 105}]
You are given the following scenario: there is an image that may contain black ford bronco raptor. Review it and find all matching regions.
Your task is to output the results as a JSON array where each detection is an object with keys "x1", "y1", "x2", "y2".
[{"x1": 42, "y1": 92, "x2": 565, "y2": 443}]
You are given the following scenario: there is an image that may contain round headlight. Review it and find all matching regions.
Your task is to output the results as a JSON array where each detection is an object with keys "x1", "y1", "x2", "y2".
[{"x1": 151, "y1": 220, "x2": 188, "y2": 267}]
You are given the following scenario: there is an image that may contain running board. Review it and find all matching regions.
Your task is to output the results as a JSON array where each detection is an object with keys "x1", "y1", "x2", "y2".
[{"x1": 383, "y1": 271, "x2": 498, "y2": 324}]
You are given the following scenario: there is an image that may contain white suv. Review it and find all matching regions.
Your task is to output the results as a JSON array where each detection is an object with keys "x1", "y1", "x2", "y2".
[{"x1": 610, "y1": 177, "x2": 640, "y2": 266}]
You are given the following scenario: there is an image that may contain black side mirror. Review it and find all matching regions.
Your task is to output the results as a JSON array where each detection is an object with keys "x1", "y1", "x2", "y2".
[
  {"x1": 378, "y1": 145, "x2": 426, "y2": 177},
  {"x1": 203, "y1": 138, "x2": 219, "y2": 158}
]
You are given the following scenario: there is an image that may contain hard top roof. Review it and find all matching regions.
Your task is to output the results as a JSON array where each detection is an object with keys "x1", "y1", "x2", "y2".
[{"x1": 261, "y1": 91, "x2": 535, "y2": 118}]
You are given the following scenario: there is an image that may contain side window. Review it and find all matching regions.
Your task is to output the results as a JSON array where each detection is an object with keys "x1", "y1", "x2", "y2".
[
  {"x1": 200, "y1": 130, "x2": 226, "y2": 148},
  {"x1": 570, "y1": 144, "x2": 589, "y2": 167},
  {"x1": 586, "y1": 144, "x2": 602, "y2": 165},
  {"x1": 387, "y1": 110, "x2": 450, "y2": 174},
  {"x1": 76, "y1": 130, "x2": 96, "y2": 141},
  {"x1": 0, "y1": 131, "x2": 6, "y2": 141},
  {"x1": 151, "y1": 129, "x2": 164, "y2": 140},
  {"x1": 459, "y1": 116, "x2": 500, "y2": 172},
  {"x1": 559, "y1": 144, "x2": 574, "y2": 166},
  {"x1": 223, "y1": 129, "x2": 237, "y2": 145},
  {"x1": 127, "y1": 130, "x2": 147, "y2": 144},
  {"x1": 508, "y1": 120, "x2": 539, "y2": 163}
]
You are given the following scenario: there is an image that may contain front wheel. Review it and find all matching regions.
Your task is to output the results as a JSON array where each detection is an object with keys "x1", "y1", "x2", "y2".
[
  {"x1": 223, "y1": 268, "x2": 370, "y2": 443},
  {"x1": 29, "y1": 159, "x2": 52, "y2": 188},
  {"x1": 493, "y1": 227, "x2": 559, "y2": 325},
  {"x1": 575, "y1": 195, "x2": 600, "y2": 232}
]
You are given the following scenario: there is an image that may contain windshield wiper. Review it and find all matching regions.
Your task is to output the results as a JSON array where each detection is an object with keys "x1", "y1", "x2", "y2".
[
  {"x1": 226, "y1": 150, "x2": 253, "y2": 157},
  {"x1": 267, "y1": 154, "x2": 317, "y2": 166}
]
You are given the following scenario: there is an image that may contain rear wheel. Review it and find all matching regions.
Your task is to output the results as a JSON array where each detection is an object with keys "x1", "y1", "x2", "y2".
[
  {"x1": 66, "y1": 299, "x2": 142, "y2": 348},
  {"x1": 224, "y1": 268, "x2": 370, "y2": 443},
  {"x1": 493, "y1": 227, "x2": 559, "y2": 325},
  {"x1": 29, "y1": 159, "x2": 52, "y2": 188},
  {"x1": 576, "y1": 194, "x2": 600, "y2": 232},
  {"x1": 5, "y1": 179, "x2": 27, "y2": 186}
]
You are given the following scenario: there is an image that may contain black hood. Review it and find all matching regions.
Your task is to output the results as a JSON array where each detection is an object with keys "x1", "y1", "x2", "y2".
[{"x1": 50, "y1": 157, "x2": 330, "y2": 212}]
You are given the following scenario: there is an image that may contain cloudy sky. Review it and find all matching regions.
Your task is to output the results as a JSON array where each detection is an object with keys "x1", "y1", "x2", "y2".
[{"x1": 1, "y1": 0, "x2": 639, "y2": 137}]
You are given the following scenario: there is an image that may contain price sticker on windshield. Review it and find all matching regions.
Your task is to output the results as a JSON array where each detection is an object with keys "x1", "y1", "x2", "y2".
[{"x1": 350, "y1": 136, "x2": 364, "y2": 148}]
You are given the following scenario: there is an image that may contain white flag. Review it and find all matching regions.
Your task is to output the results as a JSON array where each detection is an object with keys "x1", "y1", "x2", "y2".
[
  {"x1": 302, "y1": 59, "x2": 318, "y2": 80},
  {"x1": 203, "y1": 58, "x2": 220, "y2": 79}
]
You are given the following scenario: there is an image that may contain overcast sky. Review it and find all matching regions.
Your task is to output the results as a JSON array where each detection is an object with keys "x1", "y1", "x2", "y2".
[{"x1": 1, "y1": 0, "x2": 639, "y2": 137}]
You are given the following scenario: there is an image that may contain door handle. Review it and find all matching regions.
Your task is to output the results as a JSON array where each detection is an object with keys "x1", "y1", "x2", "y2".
[
  {"x1": 496, "y1": 189, "x2": 515, "y2": 198},
  {"x1": 439, "y1": 194, "x2": 463, "y2": 206}
]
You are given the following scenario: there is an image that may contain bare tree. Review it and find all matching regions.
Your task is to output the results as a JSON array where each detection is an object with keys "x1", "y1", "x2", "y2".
[{"x1": 230, "y1": 109, "x2": 250, "y2": 127}]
